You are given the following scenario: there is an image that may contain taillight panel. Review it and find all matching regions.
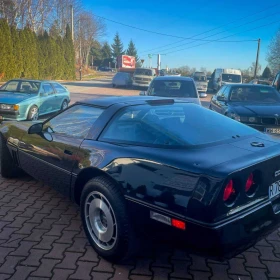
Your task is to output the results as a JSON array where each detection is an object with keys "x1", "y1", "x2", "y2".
[
  {"x1": 245, "y1": 170, "x2": 261, "y2": 197},
  {"x1": 223, "y1": 179, "x2": 239, "y2": 207}
]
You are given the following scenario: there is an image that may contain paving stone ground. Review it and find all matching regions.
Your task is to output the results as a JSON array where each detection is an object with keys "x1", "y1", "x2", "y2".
[{"x1": 0, "y1": 176, "x2": 280, "y2": 280}]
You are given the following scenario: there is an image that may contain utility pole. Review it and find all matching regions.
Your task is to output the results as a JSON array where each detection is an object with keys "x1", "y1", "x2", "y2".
[
  {"x1": 70, "y1": 5, "x2": 74, "y2": 41},
  {"x1": 79, "y1": 17, "x2": 82, "y2": 66},
  {"x1": 157, "y1": 54, "x2": 161, "y2": 71},
  {"x1": 254, "y1": 38, "x2": 261, "y2": 79}
]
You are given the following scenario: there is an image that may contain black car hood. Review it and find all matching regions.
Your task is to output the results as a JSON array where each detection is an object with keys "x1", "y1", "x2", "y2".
[{"x1": 231, "y1": 102, "x2": 280, "y2": 116}]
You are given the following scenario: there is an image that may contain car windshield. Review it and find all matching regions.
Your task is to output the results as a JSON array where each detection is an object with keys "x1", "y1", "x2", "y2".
[
  {"x1": 101, "y1": 103, "x2": 257, "y2": 146},
  {"x1": 134, "y1": 69, "x2": 153, "y2": 76},
  {"x1": 193, "y1": 75, "x2": 206, "y2": 81},
  {"x1": 0, "y1": 80, "x2": 40, "y2": 94},
  {"x1": 229, "y1": 86, "x2": 280, "y2": 103},
  {"x1": 222, "y1": 74, "x2": 241, "y2": 83},
  {"x1": 148, "y1": 80, "x2": 197, "y2": 98}
]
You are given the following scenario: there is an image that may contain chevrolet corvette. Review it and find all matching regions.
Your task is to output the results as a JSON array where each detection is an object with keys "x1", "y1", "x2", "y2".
[{"x1": 1, "y1": 96, "x2": 280, "y2": 262}]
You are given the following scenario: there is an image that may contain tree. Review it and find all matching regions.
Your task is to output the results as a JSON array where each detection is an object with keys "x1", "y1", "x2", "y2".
[
  {"x1": 111, "y1": 32, "x2": 124, "y2": 62},
  {"x1": 0, "y1": 18, "x2": 13, "y2": 80},
  {"x1": 126, "y1": 39, "x2": 139, "y2": 61},
  {"x1": 63, "y1": 24, "x2": 75, "y2": 79},
  {"x1": 249, "y1": 62, "x2": 261, "y2": 77},
  {"x1": 262, "y1": 66, "x2": 272, "y2": 79},
  {"x1": 101, "y1": 41, "x2": 112, "y2": 66},
  {"x1": 10, "y1": 25, "x2": 23, "y2": 78},
  {"x1": 89, "y1": 40, "x2": 102, "y2": 66},
  {"x1": 267, "y1": 28, "x2": 280, "y2": 75}
]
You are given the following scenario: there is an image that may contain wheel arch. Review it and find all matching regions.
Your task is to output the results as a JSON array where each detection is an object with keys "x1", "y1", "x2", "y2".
[
  {"x1": 25, "y1": 103, "x2": 39, "y2": 119},
  {"x1": 72, "y1": 167, "x2": 122, "y2": 205}
]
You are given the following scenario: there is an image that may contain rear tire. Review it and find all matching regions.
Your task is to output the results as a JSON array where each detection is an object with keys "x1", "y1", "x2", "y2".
[
  {"x1": 0, "y1": 134, "x2": 22, "y2": 178},
  {"x1": 80, "y1": 176, "x2": 136, "y2": 262},
  {"x1": 61, "y1": 100, "x2": 68, "y2": 110},
  {"x1": 27, "y1": 105, "x2": 39, "y2": 121}
]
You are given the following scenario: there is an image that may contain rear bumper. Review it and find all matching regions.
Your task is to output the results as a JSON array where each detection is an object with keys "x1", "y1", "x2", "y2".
[{"x1": 128, "y1": 196, "x2": 280, "y2": 258}]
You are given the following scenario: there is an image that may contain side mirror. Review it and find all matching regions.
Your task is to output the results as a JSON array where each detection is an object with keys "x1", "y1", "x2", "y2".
[
  {"x1": 139, "y1": 91, "x2": 146, "y2": 96},
  {"x1": 217, "y1": 96, "x2": 226, "y2": 102},
  {"x1": 28, "y1": 123, "x2": 43, "y2": 134}
]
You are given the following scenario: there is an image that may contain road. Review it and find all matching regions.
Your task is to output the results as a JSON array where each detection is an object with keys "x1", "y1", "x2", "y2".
[
  {"x1": 61, "y1": 76, "x2": 212, "y2": 108},
  {"x1": 0, "y1": 77, "x2": 279, "y2": 279}
]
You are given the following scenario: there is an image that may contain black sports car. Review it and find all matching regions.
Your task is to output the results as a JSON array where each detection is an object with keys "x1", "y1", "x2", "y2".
[
  {"x1": 210, "y1": 84, "x2": 280, "y2": 135},
  {"x1": 1, "y1": 96, "x2": 280, "y2": 262}
]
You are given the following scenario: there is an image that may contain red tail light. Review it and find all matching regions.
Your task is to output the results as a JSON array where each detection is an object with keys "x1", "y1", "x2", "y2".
[
  {"x1": 223, "y1": 180, "x2": 236, "y2": 202},
  {"x1": 245, "y1": 173, "x2": 254, "y2": 193}
]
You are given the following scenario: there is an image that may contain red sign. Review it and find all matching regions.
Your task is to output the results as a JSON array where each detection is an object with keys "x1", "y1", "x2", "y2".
[{"x1": 118, "y1": 55, "x2": 136, "y2": 69}]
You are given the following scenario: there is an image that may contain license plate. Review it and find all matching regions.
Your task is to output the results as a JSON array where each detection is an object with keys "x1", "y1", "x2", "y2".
[
  {"x1": 265, "y1": 128, "x2": 280, "y2": 134},
  {"x1": 269, "y1": 181, "x2": 280, "y2": 199}
]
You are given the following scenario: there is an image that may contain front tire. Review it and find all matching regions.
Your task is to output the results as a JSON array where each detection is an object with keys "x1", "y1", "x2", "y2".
[
  {"x1": 27, "y1": 105, "x2": 39, "y2": 121},
  {"x1": 80, "y1": 176, "x2": 136, "y2": 262},
  {"x1": 0, "y1": 135, "x2": 22, "y2": 178}
]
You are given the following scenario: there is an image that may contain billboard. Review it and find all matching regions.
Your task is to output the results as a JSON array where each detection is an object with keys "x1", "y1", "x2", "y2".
[{"x1": 117, "y1": 55, "x2": 136, "y2": 69}]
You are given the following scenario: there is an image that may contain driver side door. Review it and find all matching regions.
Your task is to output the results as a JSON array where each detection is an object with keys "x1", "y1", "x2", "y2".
[{"x1": 18, "y1": 104, "x2": 104, "y2": 196}]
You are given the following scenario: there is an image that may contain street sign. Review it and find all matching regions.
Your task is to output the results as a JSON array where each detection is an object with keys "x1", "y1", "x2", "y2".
[{"x1": 141, "y1": 59, "x2": 145, "y2": 64}]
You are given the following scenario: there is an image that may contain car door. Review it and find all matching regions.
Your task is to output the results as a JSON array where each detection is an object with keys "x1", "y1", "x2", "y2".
[
  {"x1": 40, "y1": 83, "x2": 56, "y2": 114},
  {"x1": 18, "y1": 104, "x2": 104, "y2": 196},
  {"x1": 52, "y1": 83, "x2": 67, "y2": 110},
  {"x1": 210, "y1": 86, "x2": 226, "y2": 113}
]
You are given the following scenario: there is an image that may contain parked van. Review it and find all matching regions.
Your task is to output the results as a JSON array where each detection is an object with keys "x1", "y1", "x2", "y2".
[
  {"x1": 132, "y1": 68, "x2": 156, "y2": 88},
  {"x1": 212, "y1": 68, "x2": 242, "y2": 92},
  {"x1": 192, "y1": 71, "x2": 208, "y2": 97},
  {"x1": 272, "y1": 71, "x2": 280, "y2": 93}
]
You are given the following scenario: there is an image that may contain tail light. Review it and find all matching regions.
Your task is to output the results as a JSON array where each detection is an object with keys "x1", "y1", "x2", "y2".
[
  {"x1": 245, "y1": 172, "x2": 259, "y2": 196},
  {"x1": 245, "y1": 173, "x2": 254, "y2": 192},
  {"x1": 223, "y1": 179, "x2": 237, "y2": 205}
]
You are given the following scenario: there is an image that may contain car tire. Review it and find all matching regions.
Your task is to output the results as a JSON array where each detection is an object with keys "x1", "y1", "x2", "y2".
[
  {"x1": 0, "y1": 134, "x2": 22, "y2": 178},
  {"x1": 61, "y1": 100, "x2": 68, "y2": 110},
  {"x1": 80, "y1": 176, "x2": 136, "y2": 262},
  {"x1": 27, "y1": 105, "x2": 39, "y2": 121}
]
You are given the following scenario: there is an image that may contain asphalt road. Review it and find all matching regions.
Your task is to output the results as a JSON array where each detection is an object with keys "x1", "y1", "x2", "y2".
[{"x1": 61, "y1": 77, "x2": 212, "y2": 108}]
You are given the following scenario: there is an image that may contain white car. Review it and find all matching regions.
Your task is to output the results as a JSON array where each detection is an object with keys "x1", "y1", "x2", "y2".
[
  {"x1": 112, "y1": 72, "x2": 132, "y2": 88},
  {"x1": 139, "y1": 76, "x2": 201, "y2": 105}
]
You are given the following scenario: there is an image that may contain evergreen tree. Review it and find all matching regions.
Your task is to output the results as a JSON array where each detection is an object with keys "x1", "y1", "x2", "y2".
[
  {"x1": 111, "y1": 32, "x2": 124, "y2": 61},
  {"x1": 0, "y1": 19, "x2": 13, "y2": 80},
  {"x1": 126, "y1": 39, "x2": 139, "y2": 61},
  {"x1": 89, "y1": 40, "x2": 102, "y2": 66},
  {"x1": 101, "y1": 42, "x2": 112, "y2": 67},
  {"x1": 63, "y1": 24, "x2": 75, "y2": 79},
  {"x1": 262, "y1": 66, "x2": 272, "y2": 79},
  {"x1": 10, "y1": 25, "x2": 23, "y2": 78}
]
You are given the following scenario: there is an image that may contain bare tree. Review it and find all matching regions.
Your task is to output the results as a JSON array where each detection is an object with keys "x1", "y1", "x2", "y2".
[
  {"x1": 267, "y1": 28, "x2": 280, "y2": 75},
  {"x1": 75, "y1": 11, "x2": 106, "y2": 67}
]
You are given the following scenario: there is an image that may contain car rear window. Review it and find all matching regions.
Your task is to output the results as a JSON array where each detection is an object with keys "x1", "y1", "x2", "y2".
[
  {"x1": 148, "y1": 80, "x2": 197, "y2": 98},
  {"x1": 100, "y1": 103, "x2": 257, "y2": 147}
]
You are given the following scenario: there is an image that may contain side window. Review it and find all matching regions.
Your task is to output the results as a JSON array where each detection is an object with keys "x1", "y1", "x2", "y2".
[
  {"x1": 43, "y1": 105, "x2": 104, "y2": 138},
  {"x1": 275, "y1": 73, "x2": 280, "y2": 92},
  {"x1": 53, "y1": 83, "x2": 66, "y2": 93},
  {"x1": 3, "y1": 81, "x2": 19, "y2": 91},
  {"x1": 42, "y1": 83, "x2": 54, "y2": 95},
  {"x1": 147, "y1": 81, "x2": 154, "y2": 95},
  {"x1": 222, "y1": 86, "x2": 230, "y2": 99},
  {"x1": 216, "y1": 86, "x2": 226, "y2": 96}
]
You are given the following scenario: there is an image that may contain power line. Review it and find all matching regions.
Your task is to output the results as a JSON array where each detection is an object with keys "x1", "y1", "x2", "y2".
[
  {"x1": 92, "y1": 13, "x2": 258, "y2": 42},
  {"x1": 139, "y1": 3, "x2": 279, "y2": 54},
  {"x1": 145, "y1": 10, "x2": 280, "y2": 54},
  {"x1": 164, "y1": 18, "x2": 280, "y2": 55}
]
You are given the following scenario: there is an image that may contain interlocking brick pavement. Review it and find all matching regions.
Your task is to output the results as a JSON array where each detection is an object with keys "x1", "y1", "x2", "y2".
[{"x1": 0, "y1": 176, "x2": 280, "y2": 280}]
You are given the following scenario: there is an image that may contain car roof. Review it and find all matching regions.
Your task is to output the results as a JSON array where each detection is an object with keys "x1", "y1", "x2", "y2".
[
  {"x1": 8, "y1": 79, "x2": 56, "y2": 83},
  {"x1": 153, "y1": 76, "x2": 193, "y2": 81},
  {"x1": 227, "y1": 84, "x2": 272, "y2": 88},
  {"x1": 77, "y1": 96, "x2": 189, "y2": 108}
]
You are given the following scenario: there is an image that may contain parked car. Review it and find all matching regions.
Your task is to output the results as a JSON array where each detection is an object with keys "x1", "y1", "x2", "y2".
[
  {"x1": 209, "y1": 84, "x2": 280, "y2": 135},
  {"x1": 140, "y1": 76, "x2": 201, "y2": 105},
  {"x1": 2, "y1": 96, "x2": 280, "y2": 262},
  {"x1": 0, "y1": 79, "x2": 70, "y2": 121},
  {"x1": 192, "y1": 71, "x2": 208, "y2": 98},
  {"x1": 249, "y1": 79, "x2": 271, "y2": 86},
  {"x1": 112, "y1": 72, "x2": 132, "y2": 88},
  {"x1": 98, "y1": 67, "x2": 113, "y2": 72},
  {"x1": 272, "y1": 71, "x2": 280, "y2": 93},
  {"x1": 132, "y1": 68, "x2": 156, "y2": 88}
]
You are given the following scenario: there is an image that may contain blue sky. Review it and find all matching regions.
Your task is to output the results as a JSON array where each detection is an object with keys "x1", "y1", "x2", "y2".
[{"x1": 83, "y1": 0, "x2": 280, "y2": 72}]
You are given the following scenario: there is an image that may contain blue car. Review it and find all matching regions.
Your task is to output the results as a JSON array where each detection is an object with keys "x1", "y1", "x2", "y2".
[{"x1": 0, "y1": 79, "x2": 70, "y2": 121}]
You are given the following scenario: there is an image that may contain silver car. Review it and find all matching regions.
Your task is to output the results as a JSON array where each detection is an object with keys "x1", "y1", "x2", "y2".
[
  {"x1": 139, "y1": 76, "x2": 201, "y2": 105},
  {"x1": 112, "y1": 72, "x2": 132, "y2": 88}
]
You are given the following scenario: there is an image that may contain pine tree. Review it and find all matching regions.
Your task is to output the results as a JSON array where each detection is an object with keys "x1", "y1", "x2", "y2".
[
  {"x1": 101, "y1": 42, "x2": 112, "y2": 67},
  {"x1": 63, "y1": 24, "x2": 75, "y2": 79},
  {"x1": 111, "y1": 32, "x2": 124, "y2": 61},
  {"x1": 262, "y1": 66, "x2": 272, "y2": 79},
  {"x1": 10, "y1": 25, "x2": 23, "y2": 78},
  {"x1": 126, "y1": 39, "x2": 139, "y2": 61},
  {"x1": 0, "y1": 19, "x2": 13, "y2": 80},
  {"x1": 90, "y1": 40, "x2": 102, "y2": 67}
]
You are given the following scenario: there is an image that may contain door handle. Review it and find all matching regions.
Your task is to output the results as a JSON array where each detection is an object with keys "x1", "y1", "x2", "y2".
[{"x1": 64, "y1": 149, "x2": 73, "y2": 155}]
